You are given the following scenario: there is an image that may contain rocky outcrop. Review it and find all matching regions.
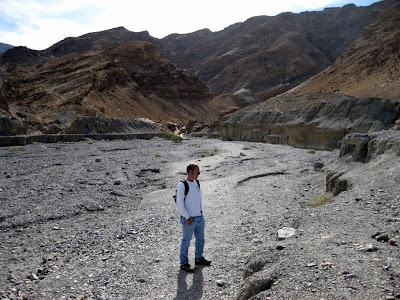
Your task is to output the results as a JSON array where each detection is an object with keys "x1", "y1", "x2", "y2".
[
  {"x1": 219, "y1": 97, "x2": 400, "y2": 150},
  {"x1": 339, "y1": 127, "x2": 400, "y2": 162},
  {"x1": 0, "y1": 117, "x2": 27, "y2": 136},
  {"x1": 65, "y1": 116, "x2": 161, "y2": 134},
  {"x1": 0, "y1": 67, "x2": 8, "y2": 112}
]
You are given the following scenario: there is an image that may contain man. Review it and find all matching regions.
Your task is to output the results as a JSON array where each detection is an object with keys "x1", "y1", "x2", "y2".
[{"x1": 176, "y1": 163, "x2": 211, "y2": 272}]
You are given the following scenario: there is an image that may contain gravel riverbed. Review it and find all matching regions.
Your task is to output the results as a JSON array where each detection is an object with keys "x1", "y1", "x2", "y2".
[{"x1": 0, "y1": 137, "x2": 399, "y2": 299}]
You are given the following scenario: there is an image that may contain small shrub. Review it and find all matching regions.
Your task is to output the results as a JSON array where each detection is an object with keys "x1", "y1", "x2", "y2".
[
  {"x1": 310, "y1": 192, "x2": 333, "y2": 207},
  {"x1": 201, "y1": 149, "x2": 215, "y2": 157},
  {"x1": 10, "y1": 146, "x2": 25, "y2": 151},
  {"x1": 307, "y1": 150, "x2": 316, "y2": 154},
  {"x1": 163, "y1": 133, "x2": 183, "y2": 143}
]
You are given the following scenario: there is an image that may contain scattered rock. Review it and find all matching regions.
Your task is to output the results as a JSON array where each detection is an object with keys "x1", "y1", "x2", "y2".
[
  {"x1": 216, "y1": 279, "x2": 226, "y2": 287},
  {"x1": 356, "y1": 243, "x2": 378, "y2": 252},
  {"x1": 376, "y1": 232, "x2": 389, "y2": 242},
  {"x1": 27, "y1": 273, "x2": 39, "y2": 281},
  {"x1": 314, "y1": 162, "x2": 325, "y2": 172},
  {"x1": 307, "y1": 262, "x2": 318, "y2": 268},
  {"x1": 277, "y1": 227, "x2": 296, "y2": 240}
]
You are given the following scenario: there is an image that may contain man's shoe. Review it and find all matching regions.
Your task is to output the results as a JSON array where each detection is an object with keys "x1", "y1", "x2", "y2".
[
  {"x1": 180, "y1": 263, "x2": 194, "y2": 272},
  {"x1": 195, "y1": 257, "x2": 211, "y2": 266}
]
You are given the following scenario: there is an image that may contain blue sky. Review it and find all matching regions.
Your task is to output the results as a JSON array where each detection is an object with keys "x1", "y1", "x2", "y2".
[{"x1": 0, "y1": 0, "x2": 380, "y2": 50}]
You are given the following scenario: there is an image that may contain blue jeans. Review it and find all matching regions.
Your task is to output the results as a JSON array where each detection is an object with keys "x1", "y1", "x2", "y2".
[{"x1": 180, "y1": 215, "x2": 205, "y2": 265}]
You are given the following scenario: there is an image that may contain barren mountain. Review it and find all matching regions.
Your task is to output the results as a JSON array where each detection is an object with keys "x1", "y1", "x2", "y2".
[
  {"x1": 1, "y1": 0, "x2": 398, "y2": 106},
  {"x1": 162, "y1": 0, "x2": 399, "y2": 102},
  {"x1": 291, "y1": 2, "x2": 400, "y2": 101},
  {"x1": 217, "y1": 2, "x2": 400, "y2": 149},
  {"x1": 3, "y1": 42, "x2": 236, "y2": 134},
  {"x1": 1, "y1": 0, "x2": 400, "y2": 137}
]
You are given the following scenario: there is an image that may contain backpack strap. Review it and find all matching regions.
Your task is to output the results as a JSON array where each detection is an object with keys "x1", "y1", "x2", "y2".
[
  {"x1": 182, "y1": 180, "x2": 189, "y2": 197},
  {"x1": 180, "y1": 179, "x2": 200, "y2": 200}
]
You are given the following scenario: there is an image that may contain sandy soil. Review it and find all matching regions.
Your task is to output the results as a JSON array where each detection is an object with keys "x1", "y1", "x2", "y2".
[{"x1": 0, "y1": 137, "x2": 399, "y2": 299}]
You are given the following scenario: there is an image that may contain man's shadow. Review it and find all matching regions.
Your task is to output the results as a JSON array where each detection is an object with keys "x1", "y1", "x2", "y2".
[{"x1": 174, "y1": 265, "x2": 204, "y2": 299}]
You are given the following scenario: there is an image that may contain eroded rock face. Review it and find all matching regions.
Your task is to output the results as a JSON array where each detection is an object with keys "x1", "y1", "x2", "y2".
[
  {"x1": 65, "y1": 116, "x2": 161, "y2": 134},
  {"x1": 0, "y1": 117, "x2": 27, "y2": 135},
  {"x1": 0, "y1": 67, "x2": 8, "y2": 112},
  {"x1": 340, "y1": 128, "x2": 400, "y2": 161},
  {"x1": 220, "y1": 97, "x2": 400, "y2": 150}
]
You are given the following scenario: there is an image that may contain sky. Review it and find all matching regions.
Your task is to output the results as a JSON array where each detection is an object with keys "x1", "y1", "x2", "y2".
[{"x1": 0, "y1": 0, "x2": 380, "y2": 50}]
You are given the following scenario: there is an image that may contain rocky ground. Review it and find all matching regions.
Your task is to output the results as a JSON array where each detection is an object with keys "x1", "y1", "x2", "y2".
[{"x1": 0, "y1": 137, "x2": 399, "y2": 299}]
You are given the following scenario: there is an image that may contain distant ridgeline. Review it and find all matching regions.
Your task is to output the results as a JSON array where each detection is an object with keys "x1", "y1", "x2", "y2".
[{"x1": 0, "y1": 43, "x2": 14, "y2": 54}]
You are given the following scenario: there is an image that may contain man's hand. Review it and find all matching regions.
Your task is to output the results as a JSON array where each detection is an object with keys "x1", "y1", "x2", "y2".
[{"x1": 186, "y1": 218, "x2": 192, "y2": 225}]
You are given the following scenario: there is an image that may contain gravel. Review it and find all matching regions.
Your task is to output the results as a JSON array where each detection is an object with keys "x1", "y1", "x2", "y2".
[{"x1": 0, "y1": 137, "x2": 399, "y2": 299}]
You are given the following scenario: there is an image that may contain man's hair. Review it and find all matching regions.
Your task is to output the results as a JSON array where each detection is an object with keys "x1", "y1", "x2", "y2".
[{"x1": 186, "y1": 163, "x2": 199, "y2": 174}]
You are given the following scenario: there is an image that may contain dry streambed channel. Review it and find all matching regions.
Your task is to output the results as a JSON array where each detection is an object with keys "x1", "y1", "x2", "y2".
[{"x1": 1, "y1": 137, "x2": 398, "y2": 299}]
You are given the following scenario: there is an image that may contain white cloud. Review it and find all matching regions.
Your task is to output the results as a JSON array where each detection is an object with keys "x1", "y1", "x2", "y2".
[{"x1": 0, "y1": 0, "x2": 379, "y2": 50}]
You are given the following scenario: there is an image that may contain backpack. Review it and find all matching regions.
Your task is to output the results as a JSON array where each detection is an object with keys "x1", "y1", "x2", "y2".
[{"x1": 173, "y1": 179, "x2": 200, "y2": 203}]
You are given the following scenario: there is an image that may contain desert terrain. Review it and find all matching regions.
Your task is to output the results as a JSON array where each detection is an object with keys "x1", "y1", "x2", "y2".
[{"x1": 0, "y1": 137, "x2": 398, "y2": 299}]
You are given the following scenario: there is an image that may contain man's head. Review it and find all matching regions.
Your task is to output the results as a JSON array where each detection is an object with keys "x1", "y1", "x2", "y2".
[{"x1": 187, "y1": 163, "x2": 200, "y2": 181}]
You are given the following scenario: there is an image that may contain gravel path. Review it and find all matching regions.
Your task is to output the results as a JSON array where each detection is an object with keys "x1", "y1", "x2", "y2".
[{"x1": 0, "y1": 137, "x2": 398, "y2": 299}]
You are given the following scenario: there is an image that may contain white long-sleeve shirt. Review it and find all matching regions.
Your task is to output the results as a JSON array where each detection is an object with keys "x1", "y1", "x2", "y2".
[{"x1": 176, "y1": 180, "x2": 202, "y2": 219}]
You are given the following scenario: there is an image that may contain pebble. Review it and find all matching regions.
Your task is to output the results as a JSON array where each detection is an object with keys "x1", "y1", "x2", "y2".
[
  {"x1": 28, "y1": 273, "x2": 39, "y2": 281},
  {"x1": 277, "y1": 227, "x2": 296, "y2": 240},
  {"x1": 356, "y1": 243, "x2": 378, "y2": 252},
  {"x1": 216, "y1": 280, "x2": 225, "y2": 287}
]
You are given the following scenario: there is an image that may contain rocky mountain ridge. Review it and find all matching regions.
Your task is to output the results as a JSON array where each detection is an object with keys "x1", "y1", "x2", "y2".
[
  {"x1": 1, "y1": 0, "x2": 398, "y2": 101},
  {"x1": 1, "y1": 0, "x2": 400, "y2": 144},
  {"x1": 218, "y1": 1, "x2": 400, "y2": 150},
  {"x1": 1, "y1": 41, "x2": 237, "y2": 136},
  {"x1": 291, "y1": 2, "x2": 400, "y2": 100}
]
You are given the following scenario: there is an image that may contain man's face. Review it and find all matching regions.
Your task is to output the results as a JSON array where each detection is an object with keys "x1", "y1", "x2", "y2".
[{"x1": 193, "y1": 167, "x2": 200, "y2": 179}]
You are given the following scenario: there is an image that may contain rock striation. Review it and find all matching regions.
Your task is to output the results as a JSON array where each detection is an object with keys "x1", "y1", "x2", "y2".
[
  {"x1": 219, "y1": 97, "x2": 400, "y2": 150},
  {"x1": 1, "y1": 41, "x2": 222, "y2": 135}
]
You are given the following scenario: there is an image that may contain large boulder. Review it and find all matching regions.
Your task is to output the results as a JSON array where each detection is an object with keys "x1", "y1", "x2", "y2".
[{"x1": 220, "y1": 97, "x2": 400, "y2": 150}]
